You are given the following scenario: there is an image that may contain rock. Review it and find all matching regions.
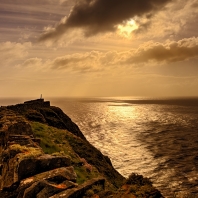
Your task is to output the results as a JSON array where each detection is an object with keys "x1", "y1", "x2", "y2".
[
  {"x1": 49, "y1": 106, "x2": 86, "y2": 140},
  {"x1": 8, "y1": 121, "x2": 33, "y2": 136},
  {"x1": 6, "y1": 99, "x2": 86, "y2": 140},
  {"x1": 65, "y1": 132, "x2": 125, "y2": 188},
  {"x1": 19, "y1": 166, "x2": 77, "y2": 188},
  {"x1": 25, "y1": 110, "x2": 46, "y2": 123},
  {"x1": 18, "y1": 154, "x2": 71, "y2": 180},
  {"x1": 50, "y1": 177, "x2": 105, "y2": 198},
  {"x1": 22, "y1": 180, "x2": 47, "y2": 198},
  {"x1": 8, "y1": 135, "x2": 39, "y2": 147},
  {"x1": 36, "y1": 180, "x2": 77, "y2": 198},
  {"x1": 22, "y1": 179, "x2": 77, "y2": 198},
  {"x1": 0, "y1": 129, "x2": 8, "y2": 149},
  {"x1": 0, "y1": 146, "x2": 43, "y2": 189},
  {"x1": 17, "y1": 166, "x2": 77, "y2": 198},
  {"x1": 97, "y1": 190, "x2": 114, "y2": 198}
]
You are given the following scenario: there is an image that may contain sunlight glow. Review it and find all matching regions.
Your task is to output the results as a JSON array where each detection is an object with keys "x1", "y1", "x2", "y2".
[{"x1": 117, "y1": 19, "x2": 138, "y2": 38}]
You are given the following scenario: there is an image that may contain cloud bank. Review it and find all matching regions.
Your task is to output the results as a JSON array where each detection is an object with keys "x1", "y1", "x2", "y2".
[
  {"x1": 51, "y1": 37, "x2": 198, "y2": 71},
  {"x1": 126, "y1": 37, "x2": 198, "y2": 64},
  {"x1": 39, "y1": 0, "x2": 172, "y2": 41},
  {"x1": 21, "y1": 37, "x2": 198, "y2": 73}
]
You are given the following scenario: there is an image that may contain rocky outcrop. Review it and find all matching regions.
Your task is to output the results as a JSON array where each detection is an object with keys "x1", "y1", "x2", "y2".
[
  {"x1": 7, "y1": 99, "x2": 50, "y2": 113},
  {"x1": 48, "y1": 106, "x2": 84, "y2": 139},
  {"x1": 17, "y1": 167, "x2": 78, "y2": 198},
  {"x1": 0, "y1": 108, "x2": 106, "y2": 197},
  {"x1": 0, "y1": 99, "x2": 164, "y2": 198},
  {"x1": 64, "y1": 132, "x2": 124, "y2": 188},
  {"x1": 51, "y1": 177, "x2": 105, "y2": 198},
  {"x1": 7, "y1": 99, "x2": 86, "y2": 140},
  {"x1": 0, "y1": 166, "x2": 78, "y2": 198},
  {"x1": 17, "y1": 154, "x2": 71, "y2": 180}
]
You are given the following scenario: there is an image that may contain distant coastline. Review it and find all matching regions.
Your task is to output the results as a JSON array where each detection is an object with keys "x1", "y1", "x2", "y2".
[{"x1": 50, "y1": 96, "x2": 198, "y2": 107}]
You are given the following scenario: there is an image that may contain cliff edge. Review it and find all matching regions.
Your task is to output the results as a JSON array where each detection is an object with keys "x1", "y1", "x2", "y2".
[{"x1": 0, "y1": 99, "x2": 164, "y2": 198}]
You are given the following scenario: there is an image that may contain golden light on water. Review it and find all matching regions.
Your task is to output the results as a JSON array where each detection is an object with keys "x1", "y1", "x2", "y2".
[
  {"x1": 108, "y1": 103, "x2": 137, "y2": 120},
  {"x1": 117, "y1": 19, "x2": 138, "y2": 38}
]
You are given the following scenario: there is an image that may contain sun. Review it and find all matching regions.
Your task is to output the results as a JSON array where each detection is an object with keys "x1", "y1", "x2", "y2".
[{"x1": 117, "y1": 19, "x2": 138, "y2": 38}]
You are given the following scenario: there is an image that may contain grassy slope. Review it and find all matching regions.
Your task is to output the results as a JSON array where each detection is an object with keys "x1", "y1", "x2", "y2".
[{"x1": 31, "y1": 121, "x2": 100, "y2": 185}]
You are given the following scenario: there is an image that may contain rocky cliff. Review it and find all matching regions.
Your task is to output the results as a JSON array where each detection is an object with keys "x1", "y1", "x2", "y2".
[{"x1": 0, "y1": 99, "x2": 164, "y2": 198}]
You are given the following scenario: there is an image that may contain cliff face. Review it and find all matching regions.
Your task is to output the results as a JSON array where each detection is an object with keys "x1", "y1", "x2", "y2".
[
  {"x1": 0, "y1": 99, "x2": 164, "y2": 198},
  {"x1": 7, "y1": 99, "x2": 85, "y2": 140}
]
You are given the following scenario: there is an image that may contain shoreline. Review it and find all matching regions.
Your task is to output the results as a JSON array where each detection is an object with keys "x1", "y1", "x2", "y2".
[{"x1": 0, "y1": 98, "x2": 164, "y2": 198}]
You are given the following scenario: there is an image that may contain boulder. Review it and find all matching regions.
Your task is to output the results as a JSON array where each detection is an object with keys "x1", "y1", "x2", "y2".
[
  {"x1": 36, "y1": 180, "x2": 77, "y2": 198},
  {"x1": 50, "y1": 177, "x2": 105, "y2": 198},
  {"x1": 22, "y1": 180, "x2": 77, "y2": 198},
  {"x1": 18, "y1": 154, "x2": 71, "y2": 180},
  {"x1": 17, "y1": 166, "x2": 77, "y2": 198}
]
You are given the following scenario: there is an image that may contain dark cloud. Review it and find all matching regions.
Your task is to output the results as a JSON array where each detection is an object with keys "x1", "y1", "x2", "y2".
[
  {"x1": 39, "y1": 0, "x2": 172, "y2": 41},
  {"x1": 133, "y1": 21, "x2": 152, "y2": 34}
]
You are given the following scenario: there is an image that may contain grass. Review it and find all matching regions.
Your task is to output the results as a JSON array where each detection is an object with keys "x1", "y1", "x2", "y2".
[
  {"x1": 31, "y1": 121, "x2": 99, "y2": 185},
  {"x1": 31, "y1": 122, "x2": 82, "y2": 164},
  {"x1": 74, "y1": 165, "x2": 99, "y2": 185},
  {"x1": 9, "y1": 144, "x2": 43, "y2": 162},
  {"x1": 31, "y1": 122, "x2": 65, "y2": 154}
]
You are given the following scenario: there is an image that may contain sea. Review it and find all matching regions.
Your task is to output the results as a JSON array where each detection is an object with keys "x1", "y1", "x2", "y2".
[{"x1": 1, "y1": 97, "x2": 198, "y2": 197}]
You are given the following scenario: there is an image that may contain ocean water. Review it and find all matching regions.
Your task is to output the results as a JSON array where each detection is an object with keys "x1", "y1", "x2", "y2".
[{"x1": 1, "y1": 97, "x2": 198, "y2": 197}]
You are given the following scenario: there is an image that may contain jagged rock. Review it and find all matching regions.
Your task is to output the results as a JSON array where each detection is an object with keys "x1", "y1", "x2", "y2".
[
  {"x1": 49, "y1": 106, "x2": 85, "y2": 140},
  {"x1": 18, "y1": 154, "x2": 71, "y2": 180},
  {"x1": 0, "y1": 146, "x2": 43, "y2": 189},
  {"x1": 0, "y1": 156, "x2": 17, "y2": 189},
  {"x1": 0, "y1": 142, "x2": 70, "y2": 189},
  {"x1": 22, "y1": 179, "x2": 77, "y2": 198},
  {"x1": 65, "y1": 132, "x2": 125, "y2": 188},
  {"x1": 25, "y1": 110, "x2": 46, "y2": 123},
  {"x1": 22, "y1": 180, "x2": 47, "y2": 198},
  {"x1": 38, "y1": 108, "x2": 67, "y2": 129},
  {"x1": 8, "y1": 121, "x2": 33, "y2": 136},
  {"x1": 6, "y1": 99, "x2": 86, "y2": 140},
  {"x1": 8, "y1": 135, "x2": 39, "y2": 147},
  {"x1": 36, "y1": 180, "x2": 77, "y2": 198},
  {"x1": 16, "y1": 166, "x2": 77, "y2": 198},
  {"x1": 50, "y1": 177, "x2": 105, "y2": 198}
]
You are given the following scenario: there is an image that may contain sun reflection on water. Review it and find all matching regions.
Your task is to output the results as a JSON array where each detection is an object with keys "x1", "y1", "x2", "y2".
[{"x1": 98, "y1": 102, "x2": 158, "y2": 179}]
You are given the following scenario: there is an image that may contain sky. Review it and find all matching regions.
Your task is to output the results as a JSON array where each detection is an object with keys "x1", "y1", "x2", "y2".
[{"x1": 1, "y1": 0, "x2": 198, "y2": 98}]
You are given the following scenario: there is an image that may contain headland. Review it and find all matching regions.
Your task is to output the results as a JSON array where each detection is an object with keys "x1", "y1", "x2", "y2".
[{"x1": 0, "y1": 98, "x2": 164, "y2": 198}]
